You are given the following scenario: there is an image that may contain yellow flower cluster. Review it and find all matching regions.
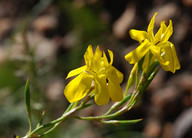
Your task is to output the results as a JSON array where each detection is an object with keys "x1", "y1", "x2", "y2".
[
  {"x1": 64, "y1": 45, "x2": 123, "y2": 105},
  {"x1": 125, "y1": 13, "x2": 180, "y2": 73},
  {"x1": 64, "y1": 13, "x2": 180, "y2": 105}
]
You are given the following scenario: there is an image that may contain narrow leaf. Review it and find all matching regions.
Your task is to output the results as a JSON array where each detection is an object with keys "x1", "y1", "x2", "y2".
[
  {"x1": 101, "y1": 118, "x2": 143, "y2": 125},
  {"x1": 36, "y1": 111, "x2": 45, "y2": 127},
  {"x1": 25, "y1": 79, "x2": 32, "y2": 132}
]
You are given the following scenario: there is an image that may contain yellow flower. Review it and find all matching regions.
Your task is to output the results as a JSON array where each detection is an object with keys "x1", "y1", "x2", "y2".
[
  {"x1": 64, "y1": 45, "x2": 123, "y2": 105},
  {"x1": 125, "y1": 13, "x2": 180, "y2": 73}
]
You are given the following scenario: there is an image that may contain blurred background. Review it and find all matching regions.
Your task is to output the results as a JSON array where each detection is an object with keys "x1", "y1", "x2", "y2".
[{"x1": 0, "y1": 0, "x2": 191, "y2": 137}]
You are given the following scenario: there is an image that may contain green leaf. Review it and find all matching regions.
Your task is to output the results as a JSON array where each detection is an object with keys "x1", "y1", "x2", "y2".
[
  {"x1": 36, "y1": 111, "x2": 45, "y2": 127},
  {"x1": 101, "y1": 118, "x2": 143, "y2": 125},
  {"x1": 25, "y1": 79, "x2": 32, "y2": 132}
]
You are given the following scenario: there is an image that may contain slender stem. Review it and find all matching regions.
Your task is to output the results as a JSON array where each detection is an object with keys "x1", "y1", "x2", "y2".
[
  {"x1": 77, "y1": 105, "x2": 128, "y2": 121},
  {"x1": 43, "y1": 96, "x2": 91, "y2": 135},
  {"x1": 103, "y1": 93, "x2": 132, "y2": 116},
  {"x1": 140, "y1": 67, "x2": 160, "y2": 96},
  {"x1": 24, "y1": 96, "x2": 91, "y2": 137},
  {"x1": 24, "y1": 107, "x2": 77, "y2": 137},
  {"x1": 39, "y1": 102, "x2": 78, "y2": 136},
  {"x1": 126, "y1": 71, "x2": 145, "y2": 108},
  {"x1": 124, "y1": 77, "x2": 131, "y2": 96},
  {"x1": 64, "y1": 101, "x2": 79, "y2": 113},
  {"x1": 135, "y1": 66, "x2": 140, "y2": 89}
]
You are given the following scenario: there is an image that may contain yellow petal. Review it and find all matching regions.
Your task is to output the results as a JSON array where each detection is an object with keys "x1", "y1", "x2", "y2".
[
  {"x1": 103, "y1": 51, "x2": 109, "y2": 64},
  {"x1": 161, "y1": 20, "x2": 173, "y2": 43},
  {"x1": 66, "y1": 66, "x2": 86, "y2": 79},
  {"x1": 94, "y1": 76, "x2": 110, "y2": 105},
  {"x1": 153, "y1": 21, "x2": 167, "y2": 44},
  {"x1": 150, "y1": 45, "x2": 169, "y2": 65},
  {"x1": 91, "y1": 56, "x2": 102, "y2": 73},
  {"x1": 147, "y1": 12, "x2": 158, "y2": 41},
  {"x1": 89, "y1": 46, "x2": 103, "y2": 72},
  {"x1": 160, "y1": 21, "x2": 167, "y2": 33},
  {"x1": 170, "y1": 42, "x2": 180, "y2": 71},
  {"x1": 112, "y1": 66, "x2": 124, "y2": 83},
  {"x1": 84, "y1": 45, "x2": 94, "y2": 66},
  {"x1": 107, "y1": 69, "x2": 123, "y2": 102},
  {"x1": 125, "y1": 39, "x2": 151, "y2": 64},
  {"x1": 160, "y1": 43, "x2": 174, "y2": 72},
  {"x1": 95, "y1": 46, "x2": 102, "y2": 58},
  {"x1": 129, "y1": 29, "x2": 149, "y2": 43},
  {"x1": 64, "y1": 72, "x2": 93, "y2": 103},
  {"x1": 161, "y1": 42, "x2": 180, "y2": 73},
  {"x1": 108, "y1": 49, "x2": 114, "y2": 65}
]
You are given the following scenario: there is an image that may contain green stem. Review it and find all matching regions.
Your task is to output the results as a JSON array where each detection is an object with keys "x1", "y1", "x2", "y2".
[
  {"x1": 126, "y1": 71, "x2": 145, "y2": 109},
  {"x1": 40, "y1": 122, "x2": 61, "y2": 136},
  {"x1": 24, "y1": 96, "x2": 91, "y2": 137},
  {"x1": 76, "y1": 105, "x2": 129, "y2": 121},
  {"x1": 140, "y1": 67, "x2": 160, "y2": 96},
  {"x1": 124, "y1": 77, "x2": 132, "y2": 96},
  {"x1": 127, "y1": 66, "x2": 160, "y2": 108},
  {"x1": 39, "y1": 102, "x2": 78, "y2": 136},
  {"x1": 24, "y1": 107, "x2": 77, "y2": 137},
  {"x1": 64, "y1": 101, "x2": 79, "y2": 113},
  {"x1": 104, "y1": 93, "x2": 132, "y2": 115},
  {"x1": 42, "y1": 99, "x2": 92, "y2": 136},
  {"x1": 145, "y1": 59, "x2": 159, "y2": 79}
]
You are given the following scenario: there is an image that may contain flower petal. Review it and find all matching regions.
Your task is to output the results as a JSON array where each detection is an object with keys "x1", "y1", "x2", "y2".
[
  {"x1": 161, "y1": 42, "x2": 180, "y2": 73},
  {"x1": 94, "y1": 76, "x2": 110, "y2": 105},
  {"x1": 84, "y1": 45, "x2": 94, "y2": 66},
  {"x1": 108, "y1": 49, "x2": 113, "y2": 65},
  {"x1": 125, "y1": 39, "x2": 151, "y2": 64},
  {"x1": 129, "y1": 29, "x2": 149, "y2": 43},
  {"x1": 170, "y1": 42, "x2": 180, "y2": 71},
  {"x1": 66, "y1": 66, "x2": 86, "y2": 79},
  {"x1": 161, "y1": 20, "x2": 173, "y2": 43},
  {"x1": 159, "y1": 43, "x2": 174, "y2": 72},
  {"x1": 153, "y1": 21, "x2": 167, "y2": 44},
  {"x1": 91, "y1": 56, "x2": 102, "y2": 73},
  {"x1": 111, "y1": 66, "x2": 124, "y2": 83},
  {"x1": 64, "y1": 72, "x2": 93, "y2": 103},
  {"x1": 150, "y1": 45, "x2": 169, "y2": 65},
  {"x1": 103, "y1": 51, "x2": 109, "y2": 64},
  {"x1": 107, "y1": 69, "x2": 123, "y2": 102},
  {"x1": 95, "y1": 46, "x2": 102, "y2": 58},
  {"x1": 147, "y1": 12, "x2": 157, "y2": 41}
]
